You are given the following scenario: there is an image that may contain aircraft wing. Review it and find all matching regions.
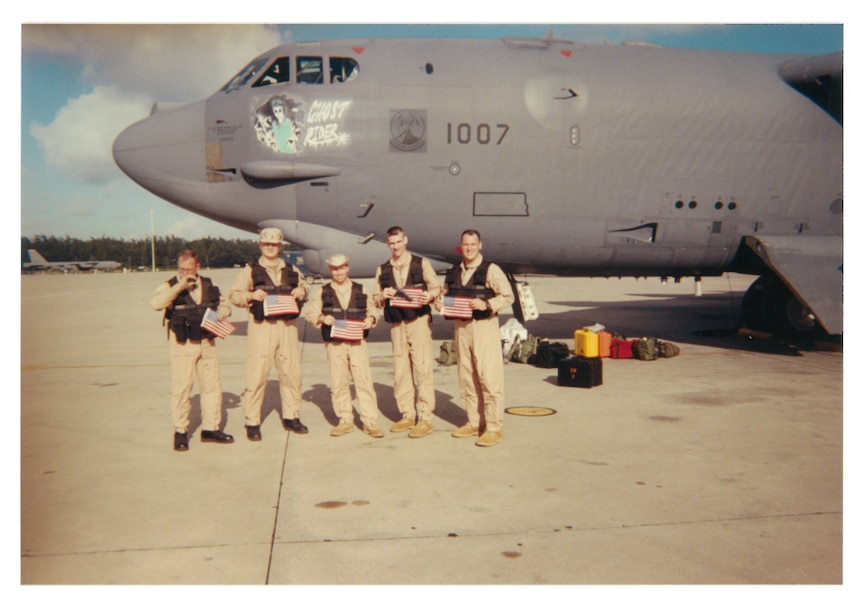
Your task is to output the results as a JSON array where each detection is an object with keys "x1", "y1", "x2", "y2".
[
  {"x1": 778, "y1": 50, "x2": 843, "y2": 83},
  {"x1": 94, "y1": 261, "x2": 123, "y2": 270},
  {"x1": 742, "y1": 235, "x2": 843, "y2": 335},
  {"x1": 778, "y1": 51, "x2": 842, "y2": 123}
]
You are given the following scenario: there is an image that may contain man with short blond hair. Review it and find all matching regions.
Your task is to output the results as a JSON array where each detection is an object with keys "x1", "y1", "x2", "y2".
[
  {"x1": 373, "y1": 226, "x2": 441, "y2": 438},
  {"x1": 439, "y1": 229, "x2": 514, "y2": 447}
]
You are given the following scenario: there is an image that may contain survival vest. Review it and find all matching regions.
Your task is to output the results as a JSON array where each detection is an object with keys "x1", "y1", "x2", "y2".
[
  {"x1": 248, "y1": 262, "x2": 302, "y2": 321},
  {"x1": 444, "y1": 259, "x2": 495, "y2": 321},
  {"x1": 164, "y1": 276, "x2": 219, "y2": 342},
  {"x1": 320, "y1": 282, "x2": 370, "y2": 342},
  {"x1": 379, "y1": 255, "x2": 431, "y2": 323}
]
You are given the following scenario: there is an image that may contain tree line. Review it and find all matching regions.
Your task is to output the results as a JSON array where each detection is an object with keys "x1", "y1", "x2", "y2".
[{"x1": 21, "y1": 235, "x2": 297, "y2": 270}]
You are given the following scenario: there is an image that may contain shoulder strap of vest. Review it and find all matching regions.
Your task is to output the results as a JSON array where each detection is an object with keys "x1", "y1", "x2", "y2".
[
  {"x1": 199, "y1": 276, "x2": 217, "y2": 307},
  {"x1": 445, "y1": 265, "x2": 459, "y2": 288},
  {"x1": 408, "y1": 255, "x2": 425, "y2": 286},
  {"x1": 379, "y1": 261, "x2": 394, "y2": 288},
  {"x1": 286, "y1": 267, "x2": 299, "y2": 288},
  {"x1": 163, "y1": 277, "x2": 179, "y2": 325},
  {"x1": 472, "y1": 259, "x2": 491, "y2": 285},
  {"x1": 321, "y1": 284, "x2": 337, "y2": 311},
  {"x1": 250, "y1": 262, "x2": 267, "y2": 289}
]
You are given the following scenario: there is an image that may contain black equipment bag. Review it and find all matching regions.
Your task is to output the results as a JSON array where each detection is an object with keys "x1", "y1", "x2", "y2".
[{"x1": 557, "y1": 356, "x2": 603, "y2": 388}]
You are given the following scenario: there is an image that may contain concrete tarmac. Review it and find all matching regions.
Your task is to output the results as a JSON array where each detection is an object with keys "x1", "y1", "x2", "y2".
[{"x1": 20, "y1": 270, "x2": 842, "y2": 584}]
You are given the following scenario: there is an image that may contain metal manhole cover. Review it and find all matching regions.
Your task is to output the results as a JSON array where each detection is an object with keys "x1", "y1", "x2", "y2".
[{"x1": 505, "y1": 406, "x2": 556, "y2": 417}]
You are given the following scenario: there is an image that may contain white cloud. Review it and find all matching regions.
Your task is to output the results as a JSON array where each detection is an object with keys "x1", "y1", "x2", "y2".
[
  {"x1": 24, "y1": 24, "x2": 284, "y2": 102},
  {"x1": 30, "y1": 85, "x2": 152, "y2": 184},
  {"x1": 25, "y1": 24, "x2": 287, "y2": 189}
]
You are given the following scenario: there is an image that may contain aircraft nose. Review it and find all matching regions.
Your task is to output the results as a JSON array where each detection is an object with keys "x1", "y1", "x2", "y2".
[{"x1": 113, "y1": 100, "x2": 206, "y2": 192}]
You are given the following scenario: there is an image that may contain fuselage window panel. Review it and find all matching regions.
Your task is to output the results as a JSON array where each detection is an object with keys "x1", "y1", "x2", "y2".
[
  {"x1": 253, "y1": 57, "x2": 290, "y2": 87},
  {"x1": 297, "y1": 56, "x2": 324, "y2": 84},
  {"x1": 330, "y1": 57, "x2": 359, "y2": 83},
  {"x1": 220, "y1": 57, "x2": 269, "y2": 93}
]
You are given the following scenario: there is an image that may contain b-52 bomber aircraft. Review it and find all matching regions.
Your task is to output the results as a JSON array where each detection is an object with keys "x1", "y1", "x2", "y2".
[
  {"x1": 113, "y1": 35, "x2": 842, "y2": 340},
  {"x1": 23, "y1": 249, "x2": 122, "y2": 272}
]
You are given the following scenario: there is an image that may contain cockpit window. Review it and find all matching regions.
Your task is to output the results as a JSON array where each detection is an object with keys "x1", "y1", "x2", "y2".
[
  {"x1": 221, "y1": 57, "x2": 269, "y2": 93},
  {"x1": 253, "y1": 57, "x2": 290, "y2": 87},
  {"x1": 330, "y1": 57, "x2": 359, "y2": 83},
  {"x1": 297, "y1": 57, "x2": 323, "y2": 84},
  {"x1": 224, "y1": 55, "x2": 359, "y2": 89}
]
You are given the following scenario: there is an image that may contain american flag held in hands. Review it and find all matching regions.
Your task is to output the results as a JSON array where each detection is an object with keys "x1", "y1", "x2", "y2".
[
  {"x1": 390, "y1": 287, "x2": 424, "y2": 309},
  {"x1": 201, "y1": 308, "x2": 236, "y2": 339},
  {"x1": 441, "y1": 295, "x2": 474, "y2": 319},
  {"x1": 264, "y1": 293, "x2": 300, "y2": 316},
  {"x1": 330, "y1": 319, "x2": 365, "y2": 341}
]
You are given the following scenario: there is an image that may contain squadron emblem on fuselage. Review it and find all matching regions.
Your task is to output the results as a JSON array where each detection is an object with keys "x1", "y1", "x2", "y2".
[{"x1": 389, "y1": 109, "x2": 427, "y2": 152}]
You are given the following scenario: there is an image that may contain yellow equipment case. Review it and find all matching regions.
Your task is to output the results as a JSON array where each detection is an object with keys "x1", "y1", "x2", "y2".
[{"x1": 574, "y1": 328, "x2": 599, "y2": 357}]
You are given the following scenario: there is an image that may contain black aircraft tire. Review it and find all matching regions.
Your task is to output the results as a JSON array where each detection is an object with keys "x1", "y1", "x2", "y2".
[
  {"x1": 741, "y1": 275, "x2": 789, "y2": 334},
  {"x1": 741, "y1": 275, "x2": 822, "y2": 338}
]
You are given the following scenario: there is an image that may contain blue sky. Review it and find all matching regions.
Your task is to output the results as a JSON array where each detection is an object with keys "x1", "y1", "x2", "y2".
[{"x1": 18, "y1": 19, "x2": 844, "y2": 244}]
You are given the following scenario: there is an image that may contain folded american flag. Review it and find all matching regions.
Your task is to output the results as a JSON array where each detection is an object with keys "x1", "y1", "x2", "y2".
[
  {"x1": 441, "y1": 295, "x2": 474, "y2": 319},
  {"x1": 201, "y1": 308, "x2": 236, "y2": 339},
  {"x1": 330, "y1": 319, "x2": 365, "y2": 341},
  {"x1": 264, "y1": 293, "x2": 300, "y2": 316},
  {"x1": 390, "y1": 287, "x2": 424, "y2": 309}
]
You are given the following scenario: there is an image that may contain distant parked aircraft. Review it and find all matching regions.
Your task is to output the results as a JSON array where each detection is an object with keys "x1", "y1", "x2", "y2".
[{"x1": 24, "y1": 249, "x2": 123, "y2": 272}]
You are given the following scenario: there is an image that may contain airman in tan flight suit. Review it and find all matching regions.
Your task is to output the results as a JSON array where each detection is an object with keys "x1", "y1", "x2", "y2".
[
  {"x1": 229, "y1": 228, "x2": 310, "y2": 441},
  {"x1": 373, "y1": 226, "x2": 442, "y2": 438},
  {"x1": 304, "y1": 254, "x2": 384, "y2": 438},
  {"x1": 151, "y1": 249, "x2": 234, "y2": 451},
  {"x1": 438, "y1": 229, "x2": 514, "y2": 447}
]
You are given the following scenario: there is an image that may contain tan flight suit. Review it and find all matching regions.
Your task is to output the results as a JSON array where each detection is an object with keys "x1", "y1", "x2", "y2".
[
  {"x1": 229, "y1": 258, "x2": 310, "y2": 427},
  {"x1": 373, "y1": 252, "x2": 442, "y2": 422},
  {"x1": 446, "y1": 255, "x2": 514, "y2": 433},
  {"x1": 151, "y1": 276, "x2": 231, "y2": 433},
  {"x1": 303, "y1": 279, "x2": 382, "y2": 427}
]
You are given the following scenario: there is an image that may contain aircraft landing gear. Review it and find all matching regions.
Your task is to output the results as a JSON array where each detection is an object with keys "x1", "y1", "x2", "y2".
[{"x1": 740, "y1": 275, "x2": 820, "y2": 339}]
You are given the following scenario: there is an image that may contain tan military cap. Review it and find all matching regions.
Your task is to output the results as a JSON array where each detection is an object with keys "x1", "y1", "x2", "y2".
[
  {"x1": 325, "y1": 253, "x2": 350, "y2": 267},
  {"x1": 258, "y1": 227, "x2": 283, "y2": 243}
]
